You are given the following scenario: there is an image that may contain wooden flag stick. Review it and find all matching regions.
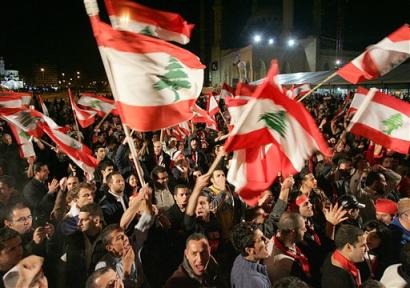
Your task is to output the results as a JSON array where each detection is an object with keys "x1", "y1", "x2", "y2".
[
  {"x1": 94, "y1": 113, "x2": 109, "y2": 131},
  {"x1": 39, "y1": 139, "x2": 56, "y2": 150},
  {"x1": 298, "y1": 71, "x2": 338, "y2": 102},
  {"x1": 219, "y1": 110, "x2": 229, "y2": 128},
  {"x1": 122, "y1": 123, "x2": 146, "y2": 186},
  {"x1": 160, "y1": 129, "x2": 165, "y2": 143}
]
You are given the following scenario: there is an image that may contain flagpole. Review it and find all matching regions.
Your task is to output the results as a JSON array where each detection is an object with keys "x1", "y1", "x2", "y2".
[
  {"x1": 122, "y1": 123, "x2": 146, "y2": 186},
  {"x1": 298, "y1": 71, "x2": 338, "y2": 102},
  {"x1": 218, "y1": 110, "x2": 229, "y2": 128},
  {"x1": 73, "y1": 112, "x2": 83, "y2": 143},
  {"x1": 94, "y1": 113, "x2": 109, "y2": 131},
  {"x1": 160, "y1": 129, "x2": 165, "y2": 143}
]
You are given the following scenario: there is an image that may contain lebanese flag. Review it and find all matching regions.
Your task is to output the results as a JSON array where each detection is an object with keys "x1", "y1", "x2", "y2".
[
  {"x1": 38, "y1": 117, "x2": 98, "y2": 175},
  {"x1": 219, "y1": 83, "x2": 234, "y2": 99},
  {"x1": 207, "y1": 94, "x2": 220, "y2": 116},
  {"x1": 105, "y1": 0, "x2": 194, "y2": 45},
  {"x1": 225, "y1": 95, "x2": 249, "y2": 131},
  {"x1": 171, "y1": 121, "x2": 191, "y2": 141},
  {"x1": 225, "y1": 61, "x2": 331, "y2": 204},
  {"x1": 347, "y1": 88, "x2": 410, "y2": 154},
  {"x1": 8, "y1": 125, "x2": 36, "y2": 159},
  {"x1": 0, "y1": 91, "x2": 31, "y2": 107},
  {"x1": 68, "y1": 90, "x2": 97, "y2": 128},
  {"x1": 88, "y1": 15, "x2": 204, "y2": 132},
  {"x1": 338, "y1": 24, "x2": 410, "y2": 84},
  {"x1": 286, "y1": 83, "x2": 311, "y2": 100},
  {"x1": 78, "y1": 92, "x2": 118, "y2": 117},
  {"x1": 37, "y1": 95, "x2": 49, "y2": 116},
  {"x1": 0, "y1": 108, "x2": 44, "y2": 138},
  {"x1": 192, "y1": 104, "x2": 217, "y2": 130},
  {"x1": 0, "y1": 94, "x2": 23, "y2": 108},
  {"x1": 347, "y1": 87, "x2": 369, "y2": 115}
]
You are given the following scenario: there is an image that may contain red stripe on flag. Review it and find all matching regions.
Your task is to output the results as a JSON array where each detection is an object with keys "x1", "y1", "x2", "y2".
[
  {"x1": 224, "y1": 129, "x2": 276, "y2": 152},
  {"x1": 117, "y1": 99, "x2": 196, "y2": 132},
  {"x1": 371, "y1": 91, "x2": 410, "y2": 118},
  {"x1": 387, "y1": 24, "x2": 410, "y2": 42}
]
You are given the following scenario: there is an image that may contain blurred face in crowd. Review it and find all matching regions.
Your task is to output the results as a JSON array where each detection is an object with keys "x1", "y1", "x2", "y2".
[
  {"x1": 210, "y1": 170, "x2": 226, "y2": 190},
  {"x1": 0, "y1": 236, "x2": 23, "y2": 272},
  {"x1": 347, "y1": 235, "x2": 367, "y2": 263},
  {"x1": 190, "y1": 139, "x2": 198, "y2": 151},
  {"x1": 174, "y1": 187, "x2": 190, "y2": 210},
  {"x1": 2, "y1": 134, "x2": 12, "y2": 145},
  {"x1": 95, "y1": 148, "x2": 106, "y2": 161},
  {"x1": 153, "y1": 141, "x2": 162, "y2": 156},
  {"x1": 185, "y1": 238, "x2": 211, "y2": 277},
  {"x1": 295, "y1": 216, "x2": 307, "y2": 242},
  {"x1": 35, "y1": 165, "x2": 49, "y2": 182},
  {"x1": 374, "y1": 174, "x2": 388, "y2": 194},
  {"x1": 376, "y1": 211, "x2": 393, "y2": 225},
  {"x1": 92, "y1": 269, "x2": 124, "y2": 288},
  {"x1": 76, "y1": 188, "x2": 94, "y2": 208},
  {"x1": 155, "y1": 172, "x2": 169, "y2": 189},
  {"x1": 177, "y1": 142, "x2": 185, "y2": 152},
  {"x1": 0, "y1": 181, "x2": 12, "y2": 204},
  {"x1": 101, "y1": 166, "x2": 114, "y2": 179},
  {"x1": 78, "y1": 212, "x2": 101, "y2": 233},
  {"x1": 66, "y1": 176, "x2": 79, "y2": 192},
  {"x1": 106, "y1": 229, "x2": 130, "y2": 257},
  {"x1": 253, "y1": 208, "x2": 268, "y2": 224},
  {"x1": 128, "y1": 175, "x2": 138, "y2": 189},
  {"x1": 338, "y1": 161, "x2": 352, "y2": 177},
  {"x1": 302, "y1": 173, "x2": 317, "y2": 190},
  {"x1": 247, "y1": 229, "x2": 270, "y2": 261},
  {"x1": 365, "y1": 229, "x2": 381, "y2": 250},
  {"x1": 347, "y1": 208, "x2": 360, "y2": 220},
  {"x1": 108, "y1": 174, "x2": 125, "y2": 195},
  {"x1": 5, "y1": 207, "x2": 33, "y2": 234},
  {"x1": 381, "y1": 157, "x2": 393, "y2": 169},
  {"x1": 195, "y1": 195, "x2": 210, "y2": 220},
  {"x1": 298, "y1": 199, "x2": 314, "y2": 218}
]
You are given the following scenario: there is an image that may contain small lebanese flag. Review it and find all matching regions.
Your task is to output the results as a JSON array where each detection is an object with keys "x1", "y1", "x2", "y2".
[
  {"x1": 37, "y1": 95, "x2": 49, "y2": 116},
  {"x1": 105, "y1": 0, "x2": 194, "y2": 45},
  {"x1": 78, "y1": 92, "x2": 118, "y2": 117},
  {"x1": 207, "y1": 94, "x2": 220, "y2": 116},
  {"x1": 87, "y1": 14, "x2": 204, "y2": 132},
  {"x1": 69, "y1": 90, "x2": 97, "y2": 128},
  {"x1": 286, "y1": 83, "x2": 311, "y2": 99},
  {"x1": 192, "y1": 104, "x2": 217, "y2": 128},
  {"x1": 347, "y1": 88, "x2": 410, "y2": 154},
  {"x1": 0, "y1": 94, "x2": 23, "y2": 108},
  {"x1": 347, "y1": 87, "x2": 369, "y2": 115},
  {"x1": 0, "y1": 107, "x2": 44, "y2": 138},
  {"x1": 338, "y1": 24, "x2": 410, "y2": 84},
  {"x1": 171, "y1": 121, "x2": 191, "y2": 141},
  {"x1": 8, "y1": 125, "x2": 36, "y2": 159}
]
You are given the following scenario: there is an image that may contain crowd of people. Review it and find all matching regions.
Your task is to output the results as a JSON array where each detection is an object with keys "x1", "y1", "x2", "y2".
[{"x1": 0, "y1": 92, "x2": 410, "y2": 288}]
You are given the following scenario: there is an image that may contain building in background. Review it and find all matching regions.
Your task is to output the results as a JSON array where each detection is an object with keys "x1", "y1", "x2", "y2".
[{"x1": 0, "y1": 57, "x2": 24, "y2": 89}]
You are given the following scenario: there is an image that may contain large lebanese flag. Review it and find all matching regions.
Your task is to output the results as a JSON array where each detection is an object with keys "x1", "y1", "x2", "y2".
[
  {"x1": 347, "y1": 88, "x2": 410, "y2": 154},
  {"x1": 88, "y1": 15, "x2": 204, "y2": 132},
  {"x1": 105, "y1": 0, "x2": 194, "y2": 45},
  {"x1": 338, "y1": 24, "x2": 410, "y2": 84},
  {"x1": 347, "y1": 87, "x2": 368, "y2": 115},
  {"x1": 68, "y1": 90, "x2": 97, "y2": 128},
  {"x1": 8, "y1": 125, "x2": 36, "y2": 159},
  {"x1": 0, "y1": 108, "x2": 44, "y2": 138},
  {"x1": 225, "y1": 61, "x2": 331, "y2": 205},
  {"x1": 78, "y1": 92, "x2": 118, "y2": 117}
]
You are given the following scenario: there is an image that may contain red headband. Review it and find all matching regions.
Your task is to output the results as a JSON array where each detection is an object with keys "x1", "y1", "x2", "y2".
[{"x1": 296, "y1": 194, "x2": 309, "y2": 206}]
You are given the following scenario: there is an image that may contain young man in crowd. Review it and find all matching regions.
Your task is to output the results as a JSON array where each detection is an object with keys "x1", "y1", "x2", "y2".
[
  {"x1": 0, "y1": 227, "x2": 23, "y2": 286},
  {"x1": 99, "y1": 172, "x2": 128, "y2": 225}
]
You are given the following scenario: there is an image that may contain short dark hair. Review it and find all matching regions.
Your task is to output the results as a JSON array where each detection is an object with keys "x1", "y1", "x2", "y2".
[
  {"x1": 231, "y1": 221, "x2": 259, "y2": 256},
  {"x1": 272, "y1": 276, "x2": 310, "y2": 288},
  {"x1": 151, "y1": 166, "x2": 167, "y2": 179},
  {"x1": 4, "y1": 202, "x2": 30, "y2": 221},
  {"x1": 99, "y1": 160, "x2": 114, "y2": 172},
  {"x1": 185, "y1": 233, "x2": 208, "y2": 248},
  {"x1": 365, "y1": 172, "x2": 383, "y2": 187},
  {"x1": 173, "y1": 184, "x2": 188, "y2": 196},
  {"x1": 101, "y1": 224, "x2": 122, "y2": 248},
  {"x1": 86, "y1": 267, "x2": 115, "y2": 288},
  {"x1": 106, "y1": 171, "x2": 122, "y2": 185},
  {"x1": 0, "y1": 227, "x2": 20, "y2": 251},
  {"x1": 80, "y1": 203, "x2": 103, "y2": 219},
  {"x1": 33, "y1": 162, "x2": 47, "y2": 173},
  {"x1": 67, "y1": 182, "x2": 94, "y2": 201},
  {"x1": 94, "y1": 145, "x2": 105, "y2": 153},
  {"x1": 334, "y1": 224, "x2": 364, "y2": 250},
  {"x1": 277, "y1": 212, "x2": 303, "y2": 236}
]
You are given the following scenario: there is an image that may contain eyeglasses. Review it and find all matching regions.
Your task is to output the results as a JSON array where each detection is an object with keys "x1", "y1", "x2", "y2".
[{"x1": 14, "y1": 215, "x2": 32, "y2": 224}]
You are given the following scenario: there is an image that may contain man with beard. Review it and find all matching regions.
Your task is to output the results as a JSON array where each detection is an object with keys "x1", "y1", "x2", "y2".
[
  {"x1": 99, "y1": 172, "x2": 128, "y2": 225},
  {"x1": 151, "y1": 166, "x2": 175, "y2": 212},
  {"x1": 165, "y1": 233, "x2": 225, "y2": 288},
  {"x1": 230, "y1": 222, "x2": 271, "y2": 288}
]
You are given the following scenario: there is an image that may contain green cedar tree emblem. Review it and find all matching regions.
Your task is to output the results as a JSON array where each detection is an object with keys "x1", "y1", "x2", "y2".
[
  {"x1": 17, "y1": 111, "x2": 40, "y2": 130},
  {"x1": 382, "y1": 113, "x2": 403, "y2": 135},
  {"x1": 153, "y1": 57, "x2": 192, "y2": 102},
  {"x1": 89, "y1": 100, "x2": 101, "y2": 109},
  {"x1": 69, "y1": 139, "x2": 81, "y2": 150},
  {"x1": 19, "y1": 130, "x2": 30, "y2": 140},
  {"x1": 139, "y1": 26, "x2": 155, "y2": 37},
  {"x1": 259, "y1": 110, "x2": 287, "y2": 138}
]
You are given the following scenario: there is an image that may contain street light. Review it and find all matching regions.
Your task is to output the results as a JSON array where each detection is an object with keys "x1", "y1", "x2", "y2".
[
  {"x1": 287, "y1": 38, "x2": 296, "y2": 47},
  {"x1": 253, "y1": 34, "x2": 262, "y2": 44},
  {"x1": 268, "y1": 38, "x2": 275, "y2": 45},
  {"x1": 335, "y1": 59, "x2": 341, "y2": 65},
  {"x1": 76, "y1": 71, "x2": 80, "y2": 75},
  {"x1": 40, "y1": 68, "x2": 45, "y2": 85}
]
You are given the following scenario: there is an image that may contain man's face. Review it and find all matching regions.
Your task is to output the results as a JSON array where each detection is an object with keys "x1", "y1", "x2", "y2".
[
  {"x1": 184, "y1": 239, "x2": 210, "y2": 277},
  {"x1": 101, "y1": 166, "x2": 114, "y2": 178},
  {"x1": 295, "y1": 217, "x2": 307, "y2": 242},
  {"x1": 6, "y1": 208, "x2": 33, "y2": 234},
  {"x1": 66, "y1": 177, "x2": 79, "y2": 192},
  {"x1": 0, "y1": 236, "x2": 23, "y2": 271},
  {"x1": 0, "y1": 181, "x2": 12, "y2": 204},
  {"x1": 155, "y1": 172, "x2": 169, "y2": 187},
  {"x1": 299, "y1": 200, "x2": 314, "y2": 218},
  {"x1": 3, "y1": 134, "x2": 12, "y2": 145},
  {"x1": 36, "y1": 165, "x2": 49, "y2": 182},
  {"x1": 349, "y1": 235, "x2": 367, "y2": 263},
  {"x1": 76, "y1": 188, "x2": 94, "y2": 208},
  {"x1": 249, "y1": 229, "x2": 270, "y2": 261},
  {"x1": 153, "y1": 141, "x2": 162, "y2": 156},
  {"x1": 95, "y1": 148, "x2": 106, "y2": 161},
  {"x1": 93, "y1": 269, "x2": 124, "y2": 288},
  {"x1": 339, "y1": 162, "x2": 352, "y2": 177},
  {"x1": 382, "y1": 157, "x2": 393, "y2": 169},
  {"x1": 174, "y1": 188, "x2": 189, "y2": 209},
  {"x1": 348, "y1": 208, "x2": 360, "y2": 220},
  {"x1": 190, "y1": 140, "x2": 198, "y2": 151},
  {"x1": 375, "y1": 174, "x2": 387, "y2": 194},
  {"x1": 195, "y1": 196, "x2": 210, "y2": 220},
  {"x1": 106, "y1": 230, "x2": 130, "y2": 257},
  {"x1": 376, "y1": 212, "x2": 393, "y2": 225},
  {"x1": 108, "y1": 175, "x2": 125, "y2": 195},
  {"x1": 365, "y1": 230, "x2": 381, "y2": 250},
  {"x1": 210, "y1": 170, "x2": 226, "y2": 189},
  {"x1": 78, "y1": 212, "x2": 100, "y2": 232},
  {"x1": 303, "y1": 173, "x2": 317, "y2": 190}
]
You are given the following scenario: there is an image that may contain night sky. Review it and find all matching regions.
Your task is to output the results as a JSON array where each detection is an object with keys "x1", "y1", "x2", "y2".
[{"x1": 1, "y1": 0, "x2": 409, "y2": 80}]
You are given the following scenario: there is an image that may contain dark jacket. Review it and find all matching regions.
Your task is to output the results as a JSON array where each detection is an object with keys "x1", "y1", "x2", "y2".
[
  {"x1": 321, "y1": 255, "x2": 358, "y2": 288},
  {"x1": 23, "y1": 177, "x2": 55, "y2": 221},
  {"x1": 99, "y1": 192, "x2": 129, "y2": 225}
]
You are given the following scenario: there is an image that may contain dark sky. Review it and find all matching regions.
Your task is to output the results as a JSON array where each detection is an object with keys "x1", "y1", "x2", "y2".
[{"x1": 1, "y1": 0, "x2": 409, "y2": 80}]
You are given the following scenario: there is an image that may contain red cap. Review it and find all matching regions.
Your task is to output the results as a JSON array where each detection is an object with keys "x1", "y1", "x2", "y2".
[
  {"x1": 296, "y1": 194, "x2": 309, "y2": 206},
  {"x1": 375, "y1": 199, "x2": 398, "y2": 215}
]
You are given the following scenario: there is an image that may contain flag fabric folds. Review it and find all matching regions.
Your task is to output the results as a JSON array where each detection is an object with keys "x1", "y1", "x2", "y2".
[
  {"x1": 105, "y1": 0, "x2": 194, "y2": 45},
  {"x1": 337, "y1": 24, "x2": 410, "y2": 84},
  {"x1": 207, "y1": 94, "x2": 220, "y2": 116},
  {"x1": 78, "y1": 92, "x2": 118, "y2": 117},
  {"x1": 8, "y1": 125, "x2": 36, "y2": 159},
  {"x1": 37, "y1": 95, "x2": 49, "y2": 116},
  {"x1": 69, "y1": 90, "x2": 97, "y2": 128},
  {"x1": 347, "y1": 88, "x2": 410, "y2": 154},
  {"x1": 88, "y1": 15, "x2": 204, "y2": 132}
]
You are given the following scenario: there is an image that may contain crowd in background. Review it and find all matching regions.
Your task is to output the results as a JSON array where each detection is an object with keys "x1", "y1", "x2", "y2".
[{"x1": 0, "y1": 92, "x2": 410, "y2": 288}]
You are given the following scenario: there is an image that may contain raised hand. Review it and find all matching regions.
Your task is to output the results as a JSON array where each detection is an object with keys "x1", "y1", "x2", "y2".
[{"x1": 323, "y1": 202, "x2": 348, "y2": 226}]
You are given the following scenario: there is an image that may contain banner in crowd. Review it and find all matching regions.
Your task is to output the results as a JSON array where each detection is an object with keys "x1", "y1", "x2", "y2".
[
  {"x1": 69, "y1": 90, "x2": 97, "y2": 128},
  {"x1": 78, "y1": 92, "x2": 118, "y2": 117}
]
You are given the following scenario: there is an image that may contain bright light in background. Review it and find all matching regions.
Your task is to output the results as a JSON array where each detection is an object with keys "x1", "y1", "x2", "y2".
[
  {"x1": 253, "y1": 34, "x2": 262, "y2": 43},
  {"x1": 287, "y1": 38, "x2": 296, "y2": 47},
  {"x1": 335, "y1": 59, "x2": 341, "y2": 65},
  {"x1": 268, "y1": 38, "x2": 274, "y2": 45},
  {"x1": 76, "y1": 71, "x2": 80, "y2": 75},
  {"x1": 40, "y1": 68, "x2": 44, "y2": 72}
]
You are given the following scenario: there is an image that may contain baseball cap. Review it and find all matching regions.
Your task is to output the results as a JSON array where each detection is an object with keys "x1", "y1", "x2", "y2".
[
  {"x1": 338, "y1": 194, "x2": 365, "y2": 209},
  {"x1": 398, "y1": 198, "x2": 410, "y2": 215}
]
